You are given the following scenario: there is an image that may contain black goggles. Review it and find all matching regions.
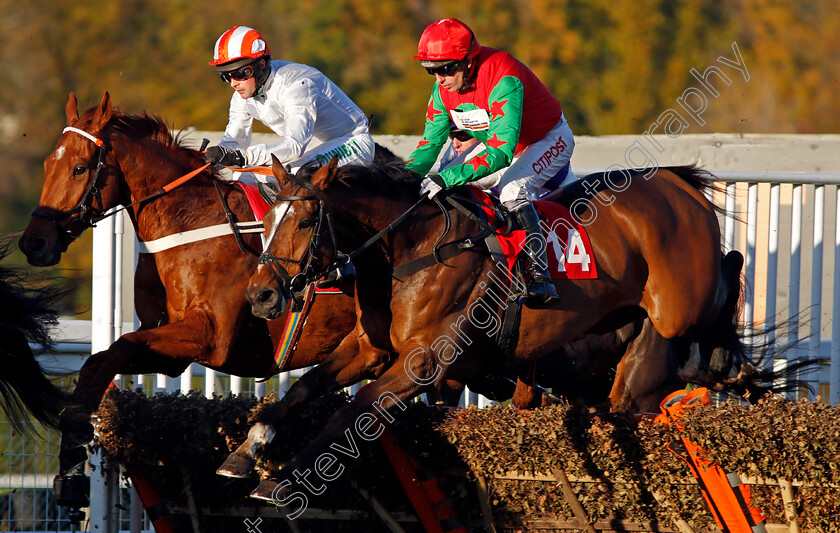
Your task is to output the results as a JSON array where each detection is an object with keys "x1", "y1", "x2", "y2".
[
  {"x1": 450, "y1": 129, "x2": 473, "y2": 142},
  {"x1": 425, "y1": 61, "x2": 462, "y2": 77},
  {"x1": 219, "y1": 64, "x2": 256, "y2": 82}
]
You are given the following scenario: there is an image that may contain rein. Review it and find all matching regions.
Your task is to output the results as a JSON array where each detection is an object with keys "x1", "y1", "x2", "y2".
[
  {"x1": 257, "y1": 192, "x2": 327, "y2": 300},
  {"x1": 390, "y1": 193, "x2": 510, "y2": 279},
  {"x1": 258, "y1": 186, "x2": 514, "y2": 299}
]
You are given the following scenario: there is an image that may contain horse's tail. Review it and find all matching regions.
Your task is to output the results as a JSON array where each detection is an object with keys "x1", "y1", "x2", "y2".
[
  {"x1": 694, "y1": 249, "x2": 822, "y2": 401},
  {"x1": 0, "y1": 235, "x2": 76, "y2": 438},
  {"x1": 733, "y1": 322, "x2": 824, "y2": 401},
  {"x1": 665, "y1": 164, "x2": 731, "y2": 218}
]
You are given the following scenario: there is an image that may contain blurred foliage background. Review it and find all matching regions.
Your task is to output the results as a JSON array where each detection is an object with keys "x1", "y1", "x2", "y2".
[{"x1": 1, "y1": 0, "x2": 838, "y2": 316}]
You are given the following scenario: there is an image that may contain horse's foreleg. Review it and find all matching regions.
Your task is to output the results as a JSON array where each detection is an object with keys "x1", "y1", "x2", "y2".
[
  {"x1": 218, "y1": 330, "x2": 392, "y2": 478},
  {"x1": 59, "y1": 314, "x2": 215, "y2": 473},
  {"x1": 59, "y1": 349, "x2": 189, "y2": 473},
  {"x1": 511, "y1": 360, "x2": 546, "y2": 409},
  {"x1": 71, "y1": 317, "x2": 213, "y2": 408},
  {"x1": 250, "y1": 349, "x2": 429, "y2": 503}
]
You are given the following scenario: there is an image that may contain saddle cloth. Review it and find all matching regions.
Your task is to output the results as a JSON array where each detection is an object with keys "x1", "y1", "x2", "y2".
[
  {"x1": 237, "y1": 182, "x2": 272, "y2": 222},
  {"x1": 468, "y1": 188, "x2": 598, "y2": 280}
]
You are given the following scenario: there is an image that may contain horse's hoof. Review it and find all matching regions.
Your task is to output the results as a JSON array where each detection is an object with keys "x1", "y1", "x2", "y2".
[
  {"x1": 216, "y1": 453, "x2": 256, "y2": 478},
  {"x1": 540, "y1": 392, "x2": 564, "y2": 407},
  {"x1": 250, "y1": 479, "x2": 281, "y2": 502},
  {"x1": 59, "y1": 446, "x2": 88, "y2": 475}
]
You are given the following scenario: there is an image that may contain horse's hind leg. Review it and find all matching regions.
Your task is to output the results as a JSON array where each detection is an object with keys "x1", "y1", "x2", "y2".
[
  {"x1": 698, "y1": 250, "x2": 746, "y2": 381},
  {"x1": 609, "y1": 321, "x2": 687, "y2": 413},
  {"x1": 511, "y1": 360, "x2": 558, "y2": 408},
  {"x1": 426, "y1": 379, "x2": 467, "y2": 406},
  {"x1": 466, "y1": 376, "x2": 517, "y2": 403}
]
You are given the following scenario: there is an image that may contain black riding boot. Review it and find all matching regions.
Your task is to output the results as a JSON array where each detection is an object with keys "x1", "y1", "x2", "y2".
[{"x1": 512, "y1": 203, "x2": 559, "y2": 304}]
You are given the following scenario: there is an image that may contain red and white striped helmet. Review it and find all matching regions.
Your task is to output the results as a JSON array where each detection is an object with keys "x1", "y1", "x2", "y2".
[{"x1": 209, "y1": 26, "x2": 271, "y2": 68}]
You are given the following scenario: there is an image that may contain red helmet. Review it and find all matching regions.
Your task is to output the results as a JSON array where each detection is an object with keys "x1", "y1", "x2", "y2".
[
  {"x1": 413, "y1": 19, "x2": 481, "y2": 67},
  {"x1": 209, "y1": 26, "x2": 271, "y2": 70}
]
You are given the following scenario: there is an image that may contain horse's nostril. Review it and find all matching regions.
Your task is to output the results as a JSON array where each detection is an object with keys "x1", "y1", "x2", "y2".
[
  {"x1": 256, "y1": 289, "x2": 277, "y2": 305},
  {"x1": 19, "y1": 235, "x2": 47, "y2": 257},
  {"x1": 31, "y1": 237, "x2": 48, "y2": 254}
]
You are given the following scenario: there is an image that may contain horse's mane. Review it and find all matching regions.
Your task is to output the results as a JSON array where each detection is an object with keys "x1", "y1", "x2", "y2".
[
  {"x1": 293, "y1": 160, "x2": 421, "y2": 197},
  {"x1": 107, "y1": 110, "x2": 173, "y2": 145},
  {"x1": 99, "y1": 109, "x2": 206, "y2": 167}
]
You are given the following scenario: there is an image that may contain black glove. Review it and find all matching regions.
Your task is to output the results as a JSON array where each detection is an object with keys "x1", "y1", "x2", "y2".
[{"x1": 204, "y1": 145, "x2": 246, "y2": 167}]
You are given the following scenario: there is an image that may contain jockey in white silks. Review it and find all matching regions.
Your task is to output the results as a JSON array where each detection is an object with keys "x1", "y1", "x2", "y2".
[{"x1": 204, "y1": 25, "x2": 374, "y2": 185}]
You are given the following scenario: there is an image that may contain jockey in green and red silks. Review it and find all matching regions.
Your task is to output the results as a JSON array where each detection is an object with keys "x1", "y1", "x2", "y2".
[{"x1": 407, "y1": 18, "x2": 577, "y2": 304}]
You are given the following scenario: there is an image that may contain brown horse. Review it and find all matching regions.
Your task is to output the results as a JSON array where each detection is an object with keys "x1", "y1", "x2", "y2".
[
  {"x1": 17, "y1": 92, "x2": 358, "y2": 473},
  {"x1": 222, "y1": 156, "x2": 775, "y2": 500}
]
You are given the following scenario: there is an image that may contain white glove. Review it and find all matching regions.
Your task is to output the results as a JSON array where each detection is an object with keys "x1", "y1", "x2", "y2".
[{"x1": 420, "y1": 176, "x2": 443, "y2": 199}]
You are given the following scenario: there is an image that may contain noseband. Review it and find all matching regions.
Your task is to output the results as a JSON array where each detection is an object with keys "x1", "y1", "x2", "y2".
[{"x1": 31, "y1": 126, "x2": 111, "y2": 240}]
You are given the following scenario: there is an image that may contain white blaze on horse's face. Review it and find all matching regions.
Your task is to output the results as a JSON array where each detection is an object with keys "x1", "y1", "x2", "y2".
[{"x1": 261, "y1": 201, "x2": 295, "y2": 255}]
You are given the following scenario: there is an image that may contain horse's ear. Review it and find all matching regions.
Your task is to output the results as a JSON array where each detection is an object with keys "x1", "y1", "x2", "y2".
[
  {"x1": 271, "y1": 155, "x2": 291, "y2": 184},
  {"x1": 65, "y1": 93, "x2": 79, "y2": 125},
  {"x1": 310, "y1": 156, "x2": 339, "y2": 191},
  {"x1": 91, "y1": 92, "x2": 112, "y2": 129}
]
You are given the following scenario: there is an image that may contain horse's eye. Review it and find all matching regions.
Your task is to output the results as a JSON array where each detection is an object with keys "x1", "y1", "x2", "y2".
[
  {"x1": 73, "y1": 165, "x2": 87, "y2": 176},
  {"x1": 299, "y1": 218, "x2": 313, "y2": 229}
]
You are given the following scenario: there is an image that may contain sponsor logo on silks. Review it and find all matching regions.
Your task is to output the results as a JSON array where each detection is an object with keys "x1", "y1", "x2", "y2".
[
  {"x1": 315, "y1": 138, "x2": 364, "y2": 166},
  {"x1": 532, "y1": 136, "x2": 569, "y2": 175},
  {"x1": 450, "y1": 108, "x2": 490, "y2": 131}
]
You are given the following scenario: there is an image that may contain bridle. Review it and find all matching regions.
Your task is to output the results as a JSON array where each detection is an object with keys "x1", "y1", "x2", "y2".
[
  {"x1": 31, "y1": 126, "x2": 111, "y2": 240},
  {"x1": 258, "y1": 184, "x2": 429, "y2": 301},
  {"x1": 31, "y1": 125, "x2": 212, "y2": 243},
  {"x1": 258, "y1": 189, "x2": 339, "y2": 302}
]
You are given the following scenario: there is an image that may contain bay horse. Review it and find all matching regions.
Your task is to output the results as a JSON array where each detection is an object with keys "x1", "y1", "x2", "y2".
[
  {"x1": 14, "y1": 92, "x2": 678, "y2": 476},
  {"x1": 17, "y1": 92, "x2": 358, "y2": 473},
  {"x1": 225, "y1": 156, "x2": 778, "y2": 500},
  {"x1": 0, "y1": 235, "x2": 78, "y2": 438}
]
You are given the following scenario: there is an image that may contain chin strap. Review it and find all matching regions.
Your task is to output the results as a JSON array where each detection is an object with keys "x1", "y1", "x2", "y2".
[{"x1": 252, "y1": 57, "x2": 272, "y2": 98}]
